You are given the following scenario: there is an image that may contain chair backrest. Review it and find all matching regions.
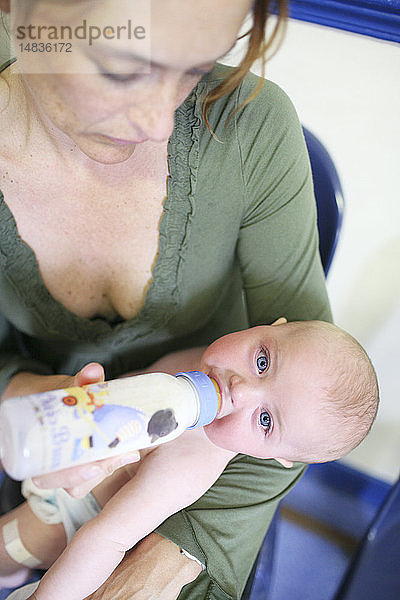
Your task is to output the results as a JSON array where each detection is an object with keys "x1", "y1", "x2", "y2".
[
  {"x1": 334, "y1": 474, "x2": 400, "y2": 600},
  {"x1": 240, "y1": 508, "x2": 279, "y2": 599},
  {"x1": 303, "y1": 128, "x2": 345, "y2": 275}
]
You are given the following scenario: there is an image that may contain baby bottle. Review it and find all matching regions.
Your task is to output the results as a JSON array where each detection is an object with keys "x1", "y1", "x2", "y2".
[{"x1": 0, "y1": 371, "x2": 221, "y2": 480}]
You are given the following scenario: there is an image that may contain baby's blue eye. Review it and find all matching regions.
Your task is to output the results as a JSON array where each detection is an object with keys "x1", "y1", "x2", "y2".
[
  {"x1": 259, "y1": 411, "x2": 272, "y2": 432},
  {"x1": 256, "y1": 352, "x2": 270, "y2": 373}
]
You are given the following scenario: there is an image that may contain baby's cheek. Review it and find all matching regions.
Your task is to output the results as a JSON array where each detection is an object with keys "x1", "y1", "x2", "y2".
[{"x1": 203, "y1": 417, "x2": 242, "y2": 453}]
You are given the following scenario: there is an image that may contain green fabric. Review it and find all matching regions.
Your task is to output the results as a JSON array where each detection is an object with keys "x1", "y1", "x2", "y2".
[
  {"x1": 157, "y1": 455, "x2": 305, "y2": 599},
  {"x1": 0, "y1": 56, "x2": 332, "y2": 599}
]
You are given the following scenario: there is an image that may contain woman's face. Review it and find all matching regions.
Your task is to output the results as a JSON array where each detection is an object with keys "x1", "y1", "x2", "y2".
[{"x1": 10, "y1": 0, "x2": 252, "y2": 163}]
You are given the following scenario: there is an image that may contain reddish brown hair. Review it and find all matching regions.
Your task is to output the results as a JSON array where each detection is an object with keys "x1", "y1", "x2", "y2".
[{"x1": 203, "y1": 0, "x2": 288, "y2": 127}]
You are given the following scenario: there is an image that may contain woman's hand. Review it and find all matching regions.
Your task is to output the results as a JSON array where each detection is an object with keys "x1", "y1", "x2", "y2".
[
  {"x1": 2, "y1": 363, "x2": 140, "y2": 497},
  {"x1": 1, "y1": 362, "x2": 106, "y2": 401},
  {"x1": 86, "y1": 533, "x2": 202, "y2": 600}
]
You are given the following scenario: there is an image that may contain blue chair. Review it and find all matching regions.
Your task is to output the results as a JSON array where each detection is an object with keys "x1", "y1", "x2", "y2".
[
  {"x1": 303, "y1": 127, "x2": 344, "y2": 276},
  {"x1": 334, "y1": 472, "x2": 400, "y2": 600},
  {"x1": 251, "y1": 462, "x2": 399, "y2": 600},
  {"x1": 241, "y1": 128, "x2": 345, "y2": 599}
]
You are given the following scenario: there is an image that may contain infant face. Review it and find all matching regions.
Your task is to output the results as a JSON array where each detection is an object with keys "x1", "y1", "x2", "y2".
[{"x1": 200, "y1": 323, "x2": 331, "y2": 465}]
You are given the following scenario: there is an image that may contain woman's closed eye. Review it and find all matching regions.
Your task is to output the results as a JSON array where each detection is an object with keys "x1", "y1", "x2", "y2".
[
  {"x1": 99, "y1": 63, "x2": 214, "y2": 85},
  {"x1": 256, "y1": 348, "x2": 270, "y2": 374},
  {"x1": 101, "y1": 71, "x2": 141, "y2": 83}
]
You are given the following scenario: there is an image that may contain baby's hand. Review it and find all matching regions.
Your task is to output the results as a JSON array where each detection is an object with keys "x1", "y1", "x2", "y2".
[{"x1": 30, "y1": 363, "x2": 140, "y2": 498}]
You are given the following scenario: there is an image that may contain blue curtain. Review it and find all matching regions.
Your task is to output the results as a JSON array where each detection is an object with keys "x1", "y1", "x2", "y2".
[{"x1": 288, "y1": 1, "x2": 400, "y2": 43}]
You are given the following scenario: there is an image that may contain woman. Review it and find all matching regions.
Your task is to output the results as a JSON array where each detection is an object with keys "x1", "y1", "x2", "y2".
[{"x1": 0, "y1": 1, "x2": 331, "y2": 598}]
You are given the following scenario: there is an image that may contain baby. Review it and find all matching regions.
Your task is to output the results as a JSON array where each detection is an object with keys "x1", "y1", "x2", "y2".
[{"x1": 0, "y1": 319, "x2": 379, "y2": 600}]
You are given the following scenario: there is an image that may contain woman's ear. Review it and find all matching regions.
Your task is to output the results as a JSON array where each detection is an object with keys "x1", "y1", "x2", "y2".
[
  {"x1": 275, "y1": 457, "x2": 293, "y2": 468},
  {"x1": 0, "y1": 1, "x2": 10, "y2": 14}
]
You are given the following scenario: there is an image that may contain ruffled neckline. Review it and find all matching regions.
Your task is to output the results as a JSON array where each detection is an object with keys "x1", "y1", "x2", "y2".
[{"x1": 0, "y1": 78, "x2": 207, "y2": 344}]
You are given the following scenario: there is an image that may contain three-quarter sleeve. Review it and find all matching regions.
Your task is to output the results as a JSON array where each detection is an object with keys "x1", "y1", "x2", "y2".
[{"x1": 235, "y1": 76, "x2": 332, "y2": 326}]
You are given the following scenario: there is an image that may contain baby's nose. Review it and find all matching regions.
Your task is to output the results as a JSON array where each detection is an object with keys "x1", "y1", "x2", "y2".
[{"x1": 229, "y1": 375, "x2": 260, "y2": 408}]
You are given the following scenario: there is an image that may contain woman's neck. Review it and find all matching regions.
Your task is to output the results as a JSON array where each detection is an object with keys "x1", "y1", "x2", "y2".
[
  {"x1": 1, "y1": 64, "x2": 77, "y2": 163},
  {"x1": 1, "y1": 65, "x2": 170, "y2": 190}
]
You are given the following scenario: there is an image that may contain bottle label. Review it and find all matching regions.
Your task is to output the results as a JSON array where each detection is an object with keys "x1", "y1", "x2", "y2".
[{"x1": 27, "y1": 379, "x2": 181, "y2": 472}]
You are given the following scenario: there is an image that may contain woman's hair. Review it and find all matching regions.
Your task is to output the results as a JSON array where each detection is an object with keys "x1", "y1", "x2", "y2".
[{"x1": 202, "y1": 0, "x2": 288, "y2": 128}]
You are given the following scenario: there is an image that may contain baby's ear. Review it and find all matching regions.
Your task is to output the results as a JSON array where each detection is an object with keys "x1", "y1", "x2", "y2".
[
  {"x1": 275, "y1": 457, "x2": 293, "y2": 468},
  {"x1": 271, "y1": 317, "x2": 287, "y2": 326}
]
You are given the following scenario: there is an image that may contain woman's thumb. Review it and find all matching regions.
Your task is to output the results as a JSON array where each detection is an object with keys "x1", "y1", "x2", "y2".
[{"x1": 75, "y1": 362, "x2": 105, "y2": 387}]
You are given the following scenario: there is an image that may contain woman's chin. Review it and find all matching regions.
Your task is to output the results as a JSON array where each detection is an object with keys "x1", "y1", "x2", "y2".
[{"x1": 75, "y1": 138, "x2": 137, "y2": 164}]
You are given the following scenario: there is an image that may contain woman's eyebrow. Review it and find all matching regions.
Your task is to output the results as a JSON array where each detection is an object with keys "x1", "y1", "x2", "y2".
[{"x1": 93, "y1": 46, "x2": 215, "y2": 71}]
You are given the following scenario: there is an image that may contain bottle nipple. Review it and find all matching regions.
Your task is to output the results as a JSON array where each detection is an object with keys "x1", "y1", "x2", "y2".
[{"x1": 209, "y1": 378, "x2": 222, "y2": 415}]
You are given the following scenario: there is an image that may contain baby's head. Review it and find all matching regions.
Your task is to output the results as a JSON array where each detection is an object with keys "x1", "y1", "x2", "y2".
[{"x1": 201, "y1": 319, "x2": 379, "y2": 467}]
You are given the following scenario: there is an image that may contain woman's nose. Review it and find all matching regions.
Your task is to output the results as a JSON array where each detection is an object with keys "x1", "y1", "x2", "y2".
[{"x1": 126, "y1": 77, "x2": 178, "y2": 142}]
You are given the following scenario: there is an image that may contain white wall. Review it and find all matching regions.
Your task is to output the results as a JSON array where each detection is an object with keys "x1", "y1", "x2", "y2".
[{"x1": 224, "y1": 18, "x2": 400, "y2": 482}]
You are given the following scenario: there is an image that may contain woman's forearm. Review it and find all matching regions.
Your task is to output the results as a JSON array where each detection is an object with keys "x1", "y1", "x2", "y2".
[
  {"x1": 86, "y1": 533, "x2": 202, "y2": 600},
  {"x1": 34, "y1": 532, "x2": 201, "y2": 600}
]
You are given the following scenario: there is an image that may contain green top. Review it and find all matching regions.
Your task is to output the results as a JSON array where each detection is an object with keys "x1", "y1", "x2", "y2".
[{"x1": 0, "y1": 58, "x2": 332, "y2": 599}]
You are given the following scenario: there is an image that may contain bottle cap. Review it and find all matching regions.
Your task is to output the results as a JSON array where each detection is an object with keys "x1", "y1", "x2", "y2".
[{"x1": 174, "y1": 371, "x2": 220, "y2": 429}]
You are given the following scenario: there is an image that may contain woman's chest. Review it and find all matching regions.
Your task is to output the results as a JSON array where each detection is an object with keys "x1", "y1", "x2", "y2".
[{"x1": 1, "y1": 159, "x2": 168, "y2": 322}]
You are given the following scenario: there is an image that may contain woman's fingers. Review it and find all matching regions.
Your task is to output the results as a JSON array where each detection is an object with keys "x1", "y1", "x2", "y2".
[
  {"x1": 30, "y1": 364, "x2": 141, "y2": 495},
  {"x1": 31, "y1": 463, "x2": 104, "y2": 492},
  {"x1": 32, "y1": 451, "x2": 141, "y2": 496},
  {"x1": 74, "y1": 362, "x2": 105, "y2": 387},
  {"x1": 64, "y1": 470, "x2": 109, "y2": 499},
  {"x1": 64, "y1": 452, "x2": 141, "y2": 498}
]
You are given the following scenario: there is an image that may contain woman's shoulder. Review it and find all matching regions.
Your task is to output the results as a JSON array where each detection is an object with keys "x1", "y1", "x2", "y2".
[
  {"x1": 203, "y1": 63, "x2": 303, "y2": 159},
  {"x1": 205, "y1": 63, "x2": 300, "y2": 139},
  {"x1": 209, "y1": 62, "x2": 295, "y2": 110}
]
